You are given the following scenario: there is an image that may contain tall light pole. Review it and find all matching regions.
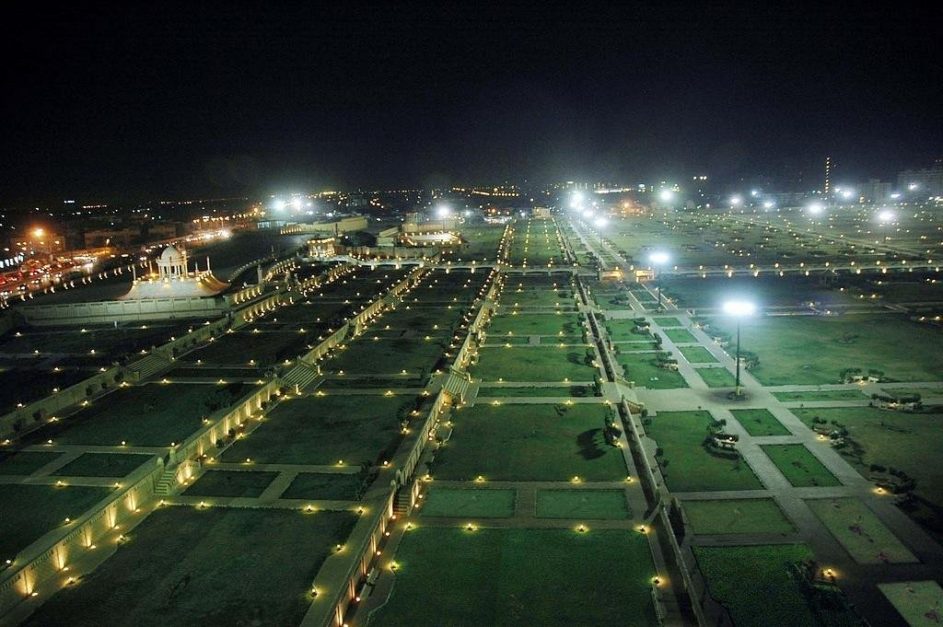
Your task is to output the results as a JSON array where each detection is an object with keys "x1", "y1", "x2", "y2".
[
  {"x1": 723, "y1": 300, "x2": 756, "y2": 396},
  {"x1": 649, "y1": 251, "x2": 670, "y2": 309},
  {"x1": 877, "y1": 209, "x2": 895, "y2": 244}
]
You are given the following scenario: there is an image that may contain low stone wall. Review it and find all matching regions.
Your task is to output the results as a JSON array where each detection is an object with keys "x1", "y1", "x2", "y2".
[
  {"x1": 18, "y1": 296, "x2": 228, "y2": 326},
  {"x1": 0, "y1": 456, "x2": 164, "y2": 615}
]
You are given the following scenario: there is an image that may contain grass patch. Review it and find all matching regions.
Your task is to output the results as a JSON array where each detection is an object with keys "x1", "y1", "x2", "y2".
[
  {"x1": 694, "y1": 544, "x2": 853, "y2": 627},
  {"x1": 762, "y1": 445, "x2": 840, "y2": 487},
  {"x1": 772, "y1": 389, "x2": 868, "y2": 402},
  {"x1": 369, "y1": 527, "x2": 657, "y2": 626},
  {"x1": 52, "y1": 453, "x2": 153, "y2": 478},
  {"x1": 663, "y1": 328, "x2": 697, "y2": 343},
  {"x1": 709, "y1": 314, "x2": 943, "y2": 385},
  {"x1": 535, "y1": 489, "x2": 630, "y2": 519},
  {"x1": 646, "y1": 411, "x2": 763, "y2": 492},
  {"x1": 618, "y1": 353, "x2": 688, "y2": 389},
  {"x1": 280, "y1": 472, "x2": 363, "y2": 501},
  {"x1": 678, "y1": 345, "x2": 718, "y2": 363},
  {"x1": 652, "y1": 316, "x2": 684, "y2": 327},
  {"x1": 477, "y1": 385, "x2": 592, "y2": 398},
  {"x1": 419, "y1": 488, "x2": 516, "y2": 518},
  {"x1": 696, "y1": 367, "x2": 737, "y2": 388},
  {"x1": 682, "y1": 498, "x2": 795, "y2": 535},
  {"x1": 182, "y1": 470, "x2": 278, "y2": 498},
  {"x1": 24, "y1": 507, "x2": 356, "y2": 626},
  {"x1": 0, "y1": 451, "x2": 61, "y2": 476},
  {"x1": 807, "y1": 497, "x2": 916, "y2": 564},
  {"x1": 473, "y1": 346, "x2": 598, "y2": 382},
  {"x1": 0, "y1": 484, "x2": 112, "y2": 560},
  {"x1": 221, "y1": 394, "x2": 417, "y2": 466},
  {"x1": 730, "y1": 409, "x2": 790, "y2": 436},
  {"x1": 32, "y1": 382, "x2": 247, "y2": 447},
  {"x1": 433, "y1": 404, "x2": 626, "y2": 482}
]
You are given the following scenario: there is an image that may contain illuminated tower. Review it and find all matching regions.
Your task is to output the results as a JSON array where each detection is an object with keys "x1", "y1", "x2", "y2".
[{"x1": 824, "y1": 156, "x2": 832, "y2": 195}]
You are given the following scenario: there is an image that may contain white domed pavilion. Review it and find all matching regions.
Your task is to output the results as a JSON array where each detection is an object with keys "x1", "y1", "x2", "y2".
[{"x1": 121, "y1": 244, "x2": 229, "y2": 300}]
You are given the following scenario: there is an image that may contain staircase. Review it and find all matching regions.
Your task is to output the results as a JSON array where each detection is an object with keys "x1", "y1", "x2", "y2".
[
  {"x1": 282, "y1": 363, "x2": 320, "y2": 391},
  {"x1": 393, "y1": 485, "x2": 413, "y2": 516},
  {"x1": 154, "y1": 467, "x2": 179, "y2": 496},
  {"x1": 132, "y1": 353, "x2": 174, "y2": 382}
]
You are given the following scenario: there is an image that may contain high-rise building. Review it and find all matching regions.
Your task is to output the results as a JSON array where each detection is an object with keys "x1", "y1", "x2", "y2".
[
  {"x1": 824, "y1": 156, "x2": 832, "y2": 195},
  {"x1": 898, "y1": 161, "x2": 943, "y2": 197}
]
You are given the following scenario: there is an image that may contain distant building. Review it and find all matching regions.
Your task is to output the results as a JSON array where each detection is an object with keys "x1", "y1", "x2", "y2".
[
  {"x1": 898, "y1": 162, "x2": 943, "y2": 197},
  {"x1": 862, "y1": 179, "x2": 892, "y2": 203}
]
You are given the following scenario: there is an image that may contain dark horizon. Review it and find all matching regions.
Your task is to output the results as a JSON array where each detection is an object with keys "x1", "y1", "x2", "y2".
[{"x1": 1, "y1": 1, "x2": 941, "y2": 206}]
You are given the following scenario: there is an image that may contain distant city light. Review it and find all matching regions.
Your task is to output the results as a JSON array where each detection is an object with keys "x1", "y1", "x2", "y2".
[
  {"x1": 729, "y1": 195, "x2": 743, "y2": 207},
  {"x1": 908, "y1": 182, "x2": 919, "y2": 191},
  {"x1": 658, "y1": 189, "x2": 674, "y2": 202},
  {"x1": 877, "y1": 209, "x2": 896, "y2": 223},
  {"x1": 290, "y1": 197, "x2": 303, "y2": 210},
  {"x1": 271, "y1": 199, "x2": 287, "y2": 212},
  {"x1": 762, "y1": 200, "x2": 775, "y2": 209},
  {"x1": 840, "y1": 188, "x2": 854, "y2": 200},
  {"x1": 806, "y1": 202, "x2": 824, "y2": 215},
  {"x1": 750, "y1": 189, "x2": 759, "y2": 197},
  {"x1": 723, "y1": 300, "x2": 756, "y2": 317},
  {"x1": 649, "y1": 251, "x2": 670, "y2": 266},
  {"x1": 593, "y1": 216, "x2": 608, "y2": 228},
  {"x1": 890, "y1": 192, "x2": 901, "y2": 200}
]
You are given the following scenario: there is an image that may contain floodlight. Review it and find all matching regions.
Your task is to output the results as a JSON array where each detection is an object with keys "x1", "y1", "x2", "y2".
[
  {"x1": 649, "y1": 251, "x2": 670, "y2": 266},
  {"x1": 722, "y1": 301, "x2": 756, "y2": 317}
]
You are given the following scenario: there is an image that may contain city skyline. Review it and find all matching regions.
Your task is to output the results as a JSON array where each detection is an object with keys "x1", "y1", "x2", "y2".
[{"x1": 1, "y1": 2, "x2": 941, "y2": 205}]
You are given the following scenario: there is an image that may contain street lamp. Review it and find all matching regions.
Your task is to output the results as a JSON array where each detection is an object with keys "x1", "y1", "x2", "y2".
[
  {"x1": 722, "y1": 300, "x2": 756, "y2": 396},
  {"x1": 649, "y1": 251, "x2": 670, "y2": 309},
  {"x1": 877, "y1": 209, "x2": 895, "y2": 243}
]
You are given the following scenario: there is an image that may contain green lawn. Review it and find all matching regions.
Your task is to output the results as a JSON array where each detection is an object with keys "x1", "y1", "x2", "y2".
[
  {"x1": 696, "y1": 367, "x2": 737, "y2": 388},
  {"x1": 476, "y1": 385, "x2": 592, "y2": 398},
  {"x1": 419, "y1": 487, "x2": 516, "y2": 518},
  {"x1": 0, "y1": 484, "x2": 113, "y2": 560},
  {"x1": 762, "y1": 445, "x2": 840, "y2": 487},
  {"x1": 682, "y1": 498, "x2": 796, "y2": 535},
  {"x1": 790, "y1": 406, "x2": 943, "y2": 530},
  {"x1": 35, "y1": 382, "x2": 247, "y2": 447},
  {"x1": 694, "y1": 544, "x2": 854, "y2": 627},
  {"x1": 221, "y1": 394, "x2": 414, "y2": 466},
  {"x1": 879, "y1": 581, "x2": 943, "y2": 626},
  {"x1": 487, "y1": 313, "x2": 581, "y2": 336},
  {"x1": 652, "y1": 316, "x2": 685, "y2": 327},
  {"x1": 52, "y1": 453, "x2": 154, "y2": 477},
  {"x1": 772, "y1": 389, "x2": 869, "y2": 403},
  {"x1": 664, "y1": 328, "x2": 697, "y2": 343},
  {"x1": 280, "y1": 472, "x2": 364, "y2": 501},
  {"x1": 535, "y1": 489, "x2": 630, "y2": 520},
  {"x1": 473, "y1": 346, "x2": 599, "y2": 382},
  {"x1": 433, "y1": 404, "x2": 626, "y2": 481},
  {"x1": 24, "y1": 507, "x2": 357, "y2": 626},
  {"x1": 678, "y1": 345, "x2": 719, "y2": 363},
  {"x1": 369, "y1": 527, "x2": 657, "y2": 626},
  {"x1": 618, "y1": 353, "x2": 688, "y2": 389},
  {"x1": 710, "y1": 315, "x2": 943, "y2": 385},
  {"x1": 182, "y1": 470, "x2": 278, "y2": 498},
  {"x1": 807, "y1": 498, "x2": 916, "y2": 564},
  {"x1": 730, "y1": 409, "x2": 790, "y2": 436},
  {"x1": 646, "y1": 411, "x2": 763, "y2": 492},
  {"x1": 0, "y1": 451, "x2": 61, "y2": 476}
]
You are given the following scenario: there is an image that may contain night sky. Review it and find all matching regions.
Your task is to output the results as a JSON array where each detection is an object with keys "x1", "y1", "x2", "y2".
[{"x1": 1, "y1": 2, "x2": 940, "y2": 204}]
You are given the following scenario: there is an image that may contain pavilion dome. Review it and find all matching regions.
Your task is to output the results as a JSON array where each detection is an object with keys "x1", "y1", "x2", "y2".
[{"x1": 160, "y1": 244, "x2": 184, "y2": 263}]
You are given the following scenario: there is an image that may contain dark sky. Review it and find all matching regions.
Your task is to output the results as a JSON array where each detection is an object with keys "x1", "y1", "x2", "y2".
[{"x1": 1, "y1": 1, "x2": 940, "y2": 204}]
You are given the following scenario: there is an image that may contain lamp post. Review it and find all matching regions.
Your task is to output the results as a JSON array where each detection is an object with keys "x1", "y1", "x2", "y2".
[
  {"x1": 723, "y1": 300, "x2": 756, "y2": 396},
  {"x1": 649, "y1": 251, "x2": 670, "y2": 310}
]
